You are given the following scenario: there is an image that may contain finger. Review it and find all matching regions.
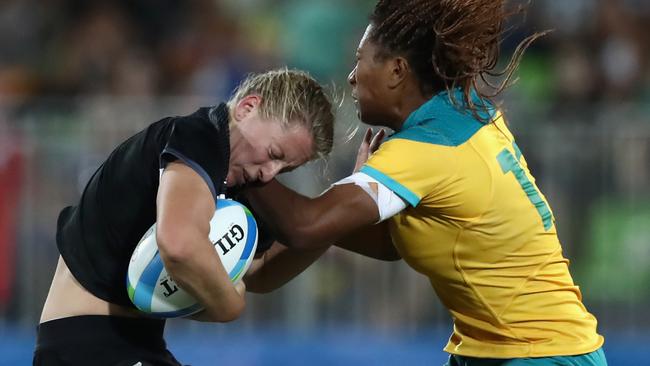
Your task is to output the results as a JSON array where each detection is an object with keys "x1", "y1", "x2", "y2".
[
  {"x1": 369, "y1": 129, "x2": 386, "y2": 152},
  {"x1": 371, "y1": 129, "x2": 385, "y2": 144},
  {"x1": 357, "y1": 128, "x2": 372, "y2": 155},
  {"x1": 363, "y1": 127, "x2": 372, "y2": 144}
]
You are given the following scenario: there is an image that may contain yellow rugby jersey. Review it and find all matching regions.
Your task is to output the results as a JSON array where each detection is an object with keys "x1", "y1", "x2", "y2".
[{"x1": 360, "y1": 91, "x2": 603, "y2": 358}]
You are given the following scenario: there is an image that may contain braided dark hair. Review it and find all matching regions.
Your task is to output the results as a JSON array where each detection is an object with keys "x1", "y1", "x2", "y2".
[{"x1": 369, "y1": 0, "x2": 546, "y2": 120}]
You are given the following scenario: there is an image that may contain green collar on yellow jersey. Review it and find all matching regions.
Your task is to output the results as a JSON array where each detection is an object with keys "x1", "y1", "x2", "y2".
[{"x1": 389, "y1": 88, "x2": 497, "y2": 147}]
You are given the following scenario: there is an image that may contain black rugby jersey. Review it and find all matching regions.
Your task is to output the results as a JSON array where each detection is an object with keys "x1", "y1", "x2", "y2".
[{"x1": 56, "y1": 104, "x2": 230, "y2": 307}]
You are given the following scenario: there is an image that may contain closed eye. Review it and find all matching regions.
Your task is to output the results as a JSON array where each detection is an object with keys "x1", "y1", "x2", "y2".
[{"x1": 269, "y1": 146, "x2": 285, "y2": 160}]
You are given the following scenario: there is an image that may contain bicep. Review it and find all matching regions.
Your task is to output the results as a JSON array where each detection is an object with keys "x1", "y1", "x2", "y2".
[
  {"x1": 156, "y1": 162, "x2": 215, "y2": 248},
  {"x1": 320, "y1": 175, "x2": 405, "y2": 260},
  {"x1": 243, "y1": 178, "x2": 395, "y2": 250},
  {"x1": 333, "y1": 172, "x2": 407, "y2": 222}
]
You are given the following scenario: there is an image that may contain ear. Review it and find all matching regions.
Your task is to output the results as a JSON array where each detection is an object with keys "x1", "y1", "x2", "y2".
[
  {"x1": 386, "y1": 56, "x2": 410, "y2": 89},
  {"x1": 233, "y1": 95, "x2": 262, "y2": 122}
]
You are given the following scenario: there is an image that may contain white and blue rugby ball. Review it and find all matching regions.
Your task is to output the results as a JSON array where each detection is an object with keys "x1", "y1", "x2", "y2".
[{"x1": 127, "y1": 199, "x2": 258, "y2": 318}]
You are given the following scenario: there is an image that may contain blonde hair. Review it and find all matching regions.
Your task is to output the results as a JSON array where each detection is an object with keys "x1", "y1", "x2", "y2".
[{"x1": 227, "y1": 68, "x2": 335, "y2": 160}]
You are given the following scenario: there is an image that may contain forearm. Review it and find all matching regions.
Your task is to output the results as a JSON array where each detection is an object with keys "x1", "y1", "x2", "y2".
[
  {"x1": 245, "y1": 180, "x2": 319, "y2": 247},
  {"x1": 244, "y1": 242, "x2": 329, "y2": 293},
  {"x1": 159, "y1": 238, "x2": 244, "y2": 322},
  {"x1": 245, "y1": 180, "x2": 379, "y2": 250}
]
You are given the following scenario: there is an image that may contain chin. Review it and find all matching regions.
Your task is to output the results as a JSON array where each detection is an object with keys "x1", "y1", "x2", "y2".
[
  {"x1": 357, "y1": 109, "x2": 384, "y2": 127},
  {"x1": 357, "y1": 110, "x2": 371, "y2": 124},
  {"x1": 360, "y1": 115, "x2": 386, "y2": 127}
]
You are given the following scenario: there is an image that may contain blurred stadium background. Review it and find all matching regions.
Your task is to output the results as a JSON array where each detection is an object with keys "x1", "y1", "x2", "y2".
[{"x1": 1, "y1": 0, "x2": 649, "y2": 364}]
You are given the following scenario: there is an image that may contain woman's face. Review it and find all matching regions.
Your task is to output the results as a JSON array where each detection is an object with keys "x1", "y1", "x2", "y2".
[
  {"x1": 348, "y1": 24, "x2": 396, "y2": 126},
  {"x1": 227, "y1": 96, "x2": 314, "y2": 187}
]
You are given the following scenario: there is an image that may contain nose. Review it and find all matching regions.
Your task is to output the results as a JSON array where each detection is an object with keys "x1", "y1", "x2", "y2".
[
  {"x1": 259, "y1": 161, "x2": 285, "y2": 183},
  {"x1": 347, "y1": 66, "x2": 356, "y2": 86}
]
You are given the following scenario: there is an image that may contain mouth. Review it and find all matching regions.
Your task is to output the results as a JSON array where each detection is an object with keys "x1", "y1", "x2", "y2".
[{"x1": 351, "y1": 94, "x2": 360, "y2": 111}]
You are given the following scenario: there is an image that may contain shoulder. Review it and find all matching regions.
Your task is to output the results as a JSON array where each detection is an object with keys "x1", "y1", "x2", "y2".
[
  {"x1": 392, "y1": 90, "x2": 497, "y2": 147},
  {"x1": 367, "y1": 136, "x2": 459, "y2": 169},
  {"x1": 391, "y1": 112, "x2": 492, "y2": 148}
]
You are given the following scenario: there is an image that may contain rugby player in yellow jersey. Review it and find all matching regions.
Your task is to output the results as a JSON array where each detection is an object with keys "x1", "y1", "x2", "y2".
[{"x1": 245, "y1": 1, "x2": 607, "y2": 365}]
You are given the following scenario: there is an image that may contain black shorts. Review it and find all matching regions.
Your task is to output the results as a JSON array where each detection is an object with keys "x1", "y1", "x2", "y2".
[{"x1": 34, "y1": 315, "x2": 183, "y2": 366}]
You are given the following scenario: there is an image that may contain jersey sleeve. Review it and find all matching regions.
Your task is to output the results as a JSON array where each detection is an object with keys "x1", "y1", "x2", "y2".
[
  {"x1": 360, "y1": 137, "x2": 458, "y2": 207},
  {"x1": 160, "y1": 115, "x2": 228, "y2": 202}
]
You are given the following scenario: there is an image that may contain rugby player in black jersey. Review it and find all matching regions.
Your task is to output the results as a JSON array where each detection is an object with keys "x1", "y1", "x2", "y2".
[{"x1": 34, "y1": 69, "x2": 335, "y2": 366}]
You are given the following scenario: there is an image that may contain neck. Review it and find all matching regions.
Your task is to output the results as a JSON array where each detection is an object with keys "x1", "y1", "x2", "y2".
[{"x1": 392, "y1": 90, "x2": 432, "y2": 131}]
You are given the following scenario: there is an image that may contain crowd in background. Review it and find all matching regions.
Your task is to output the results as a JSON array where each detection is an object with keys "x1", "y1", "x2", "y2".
[
  {"x1": 1, "y1": 0, "x2": 649, "y2": 108},
  {"x1": 0, "y1": 0, "x2": 649, "y2": 335},
  {"x1": 0, "y1": 0, "x2": 368, "y2": 105}
]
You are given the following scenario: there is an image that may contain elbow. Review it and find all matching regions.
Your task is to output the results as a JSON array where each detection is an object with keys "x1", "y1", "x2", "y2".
[
  {"x1": 155, "y1": 232, "x2": 207, "y2": 302},
  {"x1": 212, "y1": 297, "x2": 245, "y2": 322},
  {"x1": 157, "y1": 242, "x2": 190, "y2": 272},
  {"x1": 156, "y1": 226, "x2": 194, "y2": 264}
]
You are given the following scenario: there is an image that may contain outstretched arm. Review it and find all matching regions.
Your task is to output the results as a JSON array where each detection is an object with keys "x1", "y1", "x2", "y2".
[
  {"x1": 245, "y1": 129, "x2": 395, "y2": 252},
  {"x1": 245, "y1": 180, "x2": 379, "y2": 250}
]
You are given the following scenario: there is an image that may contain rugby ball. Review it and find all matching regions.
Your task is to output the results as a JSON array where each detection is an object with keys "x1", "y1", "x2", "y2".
[{"x1": 127, "y1": 199, "x2": 258, "y2": 318}]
